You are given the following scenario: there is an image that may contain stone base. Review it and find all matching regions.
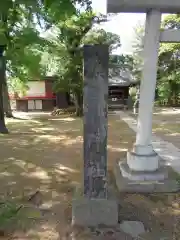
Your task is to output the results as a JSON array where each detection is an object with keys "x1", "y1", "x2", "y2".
[
  {"x1": 137, "y1": 231, "x2": 172, "y2": 240},
  {"x1": 120, "y1": 161, "x2": 167, "y2": 181},
  {"x1": 114, "y1": 161, "x2": 180, "y2": 193},
  {"x1": 72, "y1": 186, "x2": 118, "y2": 227}
]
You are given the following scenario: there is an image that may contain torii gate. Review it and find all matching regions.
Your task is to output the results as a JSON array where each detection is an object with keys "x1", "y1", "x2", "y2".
[
  {"x1": 72, "y1": 2, "x2": 180, "y2": 228},
  {"x1": 107, "y1": 0, "x2": 180, "y2": 189}
]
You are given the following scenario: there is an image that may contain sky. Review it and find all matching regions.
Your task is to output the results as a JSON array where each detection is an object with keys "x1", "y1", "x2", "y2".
[
  {"x1": 91, "y1": 0, "x2": 171, "y2": 54},
  {"x1": 91, "y1": 0, "x2": 146, "y2": 54},
  {"x1": 42, "y1": 0, "x2": 167, "y2": 55}
]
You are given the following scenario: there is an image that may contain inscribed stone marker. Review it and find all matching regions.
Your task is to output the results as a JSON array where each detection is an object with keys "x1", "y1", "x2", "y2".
[
  {"x1": 83, "y1": 44, "x2": 109, "y2": 199},
  {"x1": 72, "y1": 45, "x2": 118, "y2": 226}
]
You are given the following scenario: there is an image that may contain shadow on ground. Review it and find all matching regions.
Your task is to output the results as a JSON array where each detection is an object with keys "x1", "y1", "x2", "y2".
[
  {"x1": 0, "y1": 113, "x2": 180, "y2": 239},
  {"x1": 0, "y1": 114, "x2": 134, "y2": 239}
]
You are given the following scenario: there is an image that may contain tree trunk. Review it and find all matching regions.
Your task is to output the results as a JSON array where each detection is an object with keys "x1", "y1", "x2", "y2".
[
  {"x1": 0, "y1": 51, "x2": 8, "y2": 134},
  {"x1": 3, "y1": 80, "x2": 13, "y2": 118},
  {"x1": 74, "y1": 92, "x2": 83, "y2": 117},
  {"x1": 168, "y1": 81, "x2": 173, "y2": 106},
  {"x1": 175, "y1": 92, "x2": 178, "y2": 106},
  {"x1": 0, "y1": 94, "x2": 8, "y2": 134}
]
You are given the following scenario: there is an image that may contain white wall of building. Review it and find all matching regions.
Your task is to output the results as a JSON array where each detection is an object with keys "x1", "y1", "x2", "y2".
[{"x1": 26, "y1": 81, "x2": 46, "y2": 97}]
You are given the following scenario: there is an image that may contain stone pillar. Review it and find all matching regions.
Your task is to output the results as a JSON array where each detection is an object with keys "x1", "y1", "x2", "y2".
[
  {"x1": 72, "y1": 45, "x2": 118, "y2": 227},
  {"x1": 83, "y1": 45, "x2": 108, "y2": 199}
]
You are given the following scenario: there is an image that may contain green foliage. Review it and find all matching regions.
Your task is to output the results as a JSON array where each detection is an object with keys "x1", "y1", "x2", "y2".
[
  {"x1": 8, "y1": 77, "x2": 29, "y2": 97},
  {"x1": 0, "y1": 0, "x2": 92, "y2": 41},
  {"x1": 158, "y1": 14, "x2": 180, "y2": 105},
  {"x1": 0, "y1": 2, "x2": 45, "y2": 95},
  {"x1": 132, "y1": 22, "x2": 144, "y2": 53},
  {"x1": 129, "y1": 87, "x2": 137, "y2": 101},
  {"x1": 42, "y1": 11, "x2": 121, "y2": 115},
  {"x1": 0, "y1": 201, "x2": 42, "y2": 233},
  {"x1": 0, "y1": 201, "x2": 21, "y2": 229},
  {"x1": 132, "y1": 16, "x2": 180, "y2": 105},
  {"x1": 132, "y1": 22, "x2": 144, "y2": 82},
  {"x1": 6, "y1": 25, "x2": 46, "y2": 94},
  {"x1": 84, "y1": 29, "x2": 121, "y2": 52},
  {"x1": 44, "y1": 11, "x2": 121, "y2": 111},
  {"x1": 161, "y1": 14, "x2": 180, "y2": 29},
  {"x1": 0, "y1": 0, "x2": 92, "y2": 94},
  {"x1": 109, "y1": 54, "x2": 135, "y2": 85}
]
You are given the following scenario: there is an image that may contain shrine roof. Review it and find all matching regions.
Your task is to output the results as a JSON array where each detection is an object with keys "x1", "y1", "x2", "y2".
[{"x1": 108, "y1": 68, "x2": 135, "y2": 86}]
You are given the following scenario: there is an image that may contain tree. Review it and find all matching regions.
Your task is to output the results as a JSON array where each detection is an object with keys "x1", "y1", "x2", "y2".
[
  {"x1": 161, "y1": 14, "x2": 180, "y2": 29},
  {"x1": 0, "y1": 1, "x2": 46, "y2": 129},
  {"x1": 47, "y1": 11, "x2": 121, "y2": 116},
  {"x1": 132, "y1": 22, "x2": 145, "y2": 83},
  {"x1": 53, "y1": 11, "x2": 94, "y2": 116},
  {"x1": 109, "y1": 54, "x2": 134, "y2": 70},
  {"x1": 84, "y1": 29, "x2": 121, "y2": 51},
  {"x1": 0, "y1": 0, "x2": 92, "y2": 132},
  {"x1": 5, "y1": 26, "x2": 47, "y2": 117},
  {"x1": 158, "y1": 14, "x2": 180, "y2": 105},
  {"x1": 108, "y1": 54, "x2": 135, "y2": 88},
  {"x1": 7, "y1": 44, "x2": 45, "y2": 100},
  {"x1": 0, "y1": 46, "x2": 8, "y2": 133},
  {"x1": 132, "y1": 15, "x2": 180, "y2": 105},
  {"x1": 132, "y1": 21, "x2": 144, "y2": 53}
]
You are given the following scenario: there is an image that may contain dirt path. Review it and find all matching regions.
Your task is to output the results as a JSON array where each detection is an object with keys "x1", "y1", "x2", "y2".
[{"x1": 0, "y1": 113, "x2": 180, "y2": 239}]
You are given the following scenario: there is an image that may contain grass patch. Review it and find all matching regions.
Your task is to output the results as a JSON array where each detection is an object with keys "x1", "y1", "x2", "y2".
[{"x1": 0, "y1": 201, "x2": 25, "y2": 236}]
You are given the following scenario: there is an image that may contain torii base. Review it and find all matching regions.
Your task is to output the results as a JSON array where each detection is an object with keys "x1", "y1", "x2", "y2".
[{"x1": 114, "y1": 160, "x2": 180, "y2": 193}]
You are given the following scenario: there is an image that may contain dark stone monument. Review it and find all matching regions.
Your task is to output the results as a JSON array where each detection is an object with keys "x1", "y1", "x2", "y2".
[
  {"x1": 72, "y1": 45, "x2": 118, "y2": 227},
  {"x1": 83, "y1": 44, "x2": 108, "y2": 199}
]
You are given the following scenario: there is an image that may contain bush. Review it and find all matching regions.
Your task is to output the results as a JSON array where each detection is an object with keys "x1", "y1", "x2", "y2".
[
  {"x1": 129, "y1": 87, "x2": 137, "y2": 102},
  {"x1": 0, "y1": 201, "x2": 22, "y2": 235}
]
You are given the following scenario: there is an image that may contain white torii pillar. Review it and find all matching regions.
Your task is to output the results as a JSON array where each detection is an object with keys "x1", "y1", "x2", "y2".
[
  {"x1": 121, "y1": 9, "x2": 180, "y2": 182},
  {"x1": 119, "y1": 9, "x2": 169, "y2": 182},
  {"x1": 127, "y1": 9, "x2": 161, "y2": 173}
]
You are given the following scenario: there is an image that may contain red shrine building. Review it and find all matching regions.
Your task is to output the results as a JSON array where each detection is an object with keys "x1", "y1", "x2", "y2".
[
  {"x1": 9, "y1": 69, "x2": 136, "y2": 112},
  {"x1": 10, "y1": 76, "x2": 69, "y2": 112}
]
